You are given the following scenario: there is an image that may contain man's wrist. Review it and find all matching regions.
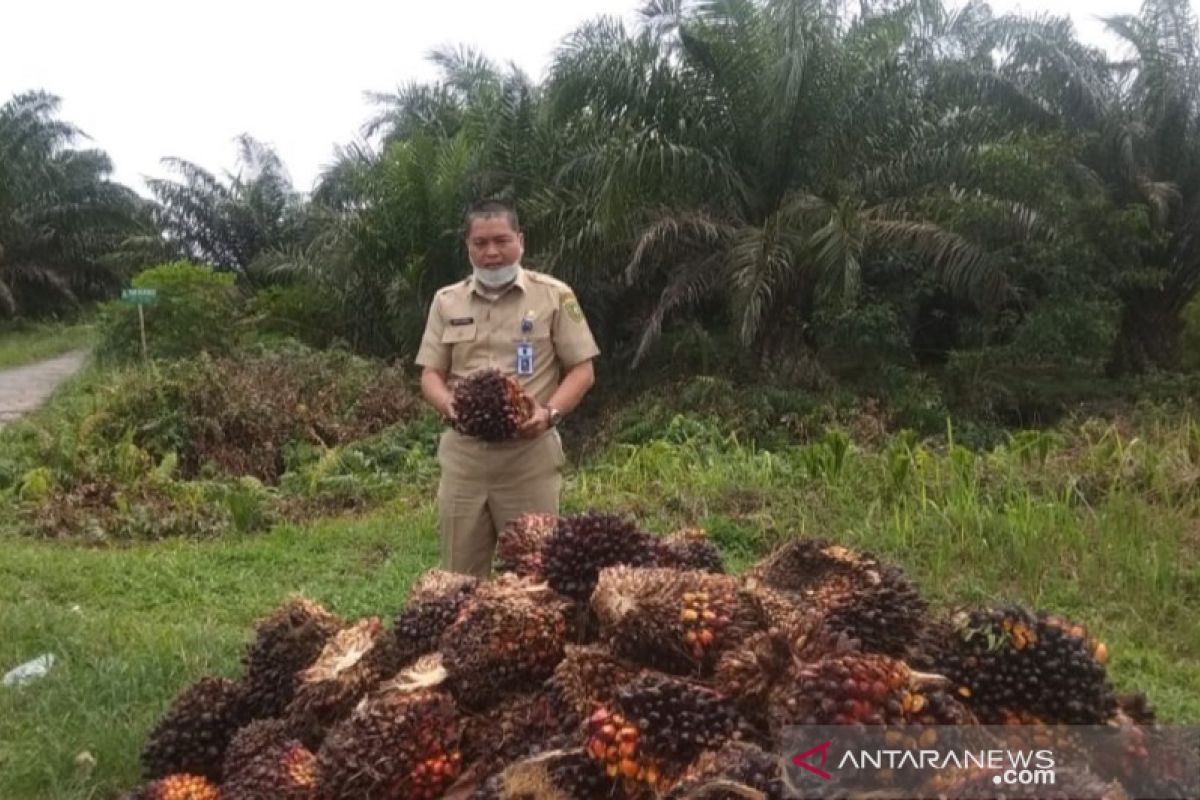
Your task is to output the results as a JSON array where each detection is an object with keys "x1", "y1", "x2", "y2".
[{"x1": 547, "y1": 405, "x2": 563, "y2": 427}]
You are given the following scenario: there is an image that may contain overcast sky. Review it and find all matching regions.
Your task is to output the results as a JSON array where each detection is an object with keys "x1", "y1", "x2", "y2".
[{"x1": 2, "y1": 0, "x2": 1142, "y2": 196}]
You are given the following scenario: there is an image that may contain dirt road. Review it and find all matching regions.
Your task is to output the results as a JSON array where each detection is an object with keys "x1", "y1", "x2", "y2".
[{"x1": 0, "y1": 350, "x2": 88, "y2": 429}]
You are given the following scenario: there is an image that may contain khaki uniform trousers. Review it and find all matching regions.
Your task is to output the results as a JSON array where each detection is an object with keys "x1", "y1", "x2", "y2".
[{"x1": 436, "y1": 427, "x2": 565, "y2": 577}]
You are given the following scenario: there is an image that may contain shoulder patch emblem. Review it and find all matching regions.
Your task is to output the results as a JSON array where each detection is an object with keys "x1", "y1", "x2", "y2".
[{"x1": 564, "y1": 295, "x2": 584, "y2": 323}]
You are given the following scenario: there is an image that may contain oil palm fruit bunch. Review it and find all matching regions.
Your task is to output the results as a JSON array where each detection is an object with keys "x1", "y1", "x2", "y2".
[
  {"x1": 240, "y1": 597, "x2": 343, "y2": 720},
  {"x1": 393, "y1": 571, "x2": 479, "y2": 666},
  {"x1": 223, "y1": 719, "x2": 317, "y2": 799},
  {"x1": 397, "y1": 651, "x2": 452, "y2": 686},
  {"x1": 439, "y1": 577, "x2": 568, "y2": 709},
  {"x1": 141, "y1": 677, "x2": 250, "y2": 782},
  {"x1": 1042, "y1": 611, "x2": 1111, "y2": 666},
  {"x1": 1115, "y1": 692, "x2": 1157, "y2": 725},
  {"x1": 980, "y1": 707, "x2": 1192, "y2": 799},
  {"x1": 315, "y1": 684, "x2": 464, "y2": 800},
  {"x1": 740, "y1": 583, "x2": 826, "y2": 634},
  {"x1": 409, "y1": 568, "x2": 480, "y2": 603},
  {"x1": 746, "y1": 537, "x2": 926, "y2": 657},
  {"x1": 899, "y1": 612, "x2": 959, "y2": 671},
  {"x1": 713, "y1": 628, "x2": 796, "y2": 724},
  {"x1": 223, "y1": 740, "x2": 316, "y2": 800},
  {"x1": 807, "y1": 569, "x2": 927, "y2": 657},
  {"x1": 471, "y1": 748, "x2": 620, "y2": 800},
  {"x1": 496, "y1": 512, "x2": 559, "y2": 575},
  {"x1": 591, "y1": 566, "x2": 764, "y2": 675},
  {"x1": 745, "y1": 537, "x2": 865, "y2": 591},
  {"x1": 462, "y1": 689, "x2": 572, "y2": 780},
  {"x1": 714, "y1": 620, "x2": 855, "y2": 726},
  {"x1": 655, "y1": 528, "x2": 725, "y2": 574},
  {"x1": 1098, "y1": 729, "x2": 1200, "y2": 800},
  {"x1": 539, "y1": 512, "x2": 660, "y2": 601},
  {"x1": 284, "y1": 617, "x2": 398, "y2": 748},
  {"x1": 766, "y1": 652, "x2": 972, "y2": 734},
  {"x1": 585, "y1": 673, "x2": 743, "y2": 793},
  {"x1": 984, "y1": 710, "x2": 1095, "y2": 771},
  {"x1": 451, "y1": 369, "x2": 534, "y2": 441},
  {"x1": 931, "y1": 606, "x2": 1118, "y2": 724},
  {"x1": 545, "y1": 645, "x2": 644, "y2": 727},
  {"x1": 666, "y1": 742, "x2": 788, "y2": 800},
  {"x1": 222, "y1": 720, "x2": 294, "y2": 783},
  {"x1": 126, "y1": 774, "x2": 223, "y2": 800}
]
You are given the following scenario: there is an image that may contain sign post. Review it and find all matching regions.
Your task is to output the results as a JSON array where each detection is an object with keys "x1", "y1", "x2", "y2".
[{"x1": 120, "y1": 288, "x2": 158, "y2": 361}]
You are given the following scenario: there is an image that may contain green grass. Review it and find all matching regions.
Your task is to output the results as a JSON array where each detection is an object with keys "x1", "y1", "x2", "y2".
[
  {"x1": 0, "y1": 321, "x2": 96, "y2": 370},
  {"x1": 1, "y1": 411, "x2": 1198, "y2": 799},
  {"x1": 0, "y1": 506, "x2": 441, "y2": 800}
]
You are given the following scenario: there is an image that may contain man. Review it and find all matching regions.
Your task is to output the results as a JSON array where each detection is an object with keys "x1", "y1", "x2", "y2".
[{"x1": 415, "y1": 200, "x2": 599, "y2": 577}]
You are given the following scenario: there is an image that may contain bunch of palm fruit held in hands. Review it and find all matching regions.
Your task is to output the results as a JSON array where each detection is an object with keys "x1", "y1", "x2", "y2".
[
  {"x1": 447, "y1": 370, "x2": 535, "y2": 442},
  {"x1": 127, "y1": 509, "x2": 1197, "y2": 800}
]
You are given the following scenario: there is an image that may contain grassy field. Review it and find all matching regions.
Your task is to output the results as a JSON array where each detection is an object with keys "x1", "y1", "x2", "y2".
[
  {"x1": 1, "y1": 407, "x2": 1198, "y2": 798},
  {"x1": 0, "y1": 321, "x2": 96, "y2": 370}
]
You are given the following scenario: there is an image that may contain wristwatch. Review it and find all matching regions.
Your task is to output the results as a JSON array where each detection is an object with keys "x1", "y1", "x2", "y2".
[{"x1": 547, "y1": 406, "x2": 563, "y2": 427}]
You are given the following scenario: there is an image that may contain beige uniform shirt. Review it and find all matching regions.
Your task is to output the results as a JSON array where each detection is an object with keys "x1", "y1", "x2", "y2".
[{"x1": 415, "y1": 267, "x2": 600, "y2": 405}]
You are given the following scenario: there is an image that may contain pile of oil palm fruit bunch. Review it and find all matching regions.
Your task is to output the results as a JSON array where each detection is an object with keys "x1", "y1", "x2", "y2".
[{"x1": 124, "y1": 511, "x2": 1193, "y2": 800}]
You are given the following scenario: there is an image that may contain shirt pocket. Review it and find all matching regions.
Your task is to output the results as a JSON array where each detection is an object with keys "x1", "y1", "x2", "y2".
[
  {"x1": 441, "y1": 324, "x2": 477, "y2": 344},
  {"x1": 442, "y1": 323, "x2": 477, "y2": 375}
]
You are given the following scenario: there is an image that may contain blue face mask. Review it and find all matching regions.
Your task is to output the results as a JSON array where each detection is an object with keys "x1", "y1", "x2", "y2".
[{"x1": 473, "y1": 263, "x2": 519, "y2": 288}]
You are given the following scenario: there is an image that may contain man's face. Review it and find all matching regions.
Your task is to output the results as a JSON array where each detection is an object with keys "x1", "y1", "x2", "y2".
[{"x1": 466, "y1": 215, "x2": 524, "y2": 270}]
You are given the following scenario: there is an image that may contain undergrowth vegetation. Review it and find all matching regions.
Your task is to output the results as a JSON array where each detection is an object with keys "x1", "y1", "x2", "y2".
[
  {"x1": 2, "y1": 388, "x2": 1198, "y2": 798},
  {"x1": 0, "y1": 347, "x2": 434, "y2": 541},
  {"x1": 0, "y1": 318, "x2": 95, "y2": 369},
  {"x1": 2, "y1": 312, "x2": 1199, "y2": 800}
]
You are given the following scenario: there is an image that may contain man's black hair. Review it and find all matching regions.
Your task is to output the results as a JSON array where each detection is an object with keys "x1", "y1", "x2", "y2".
[{"x1": 464, "y1": 199, "x2": 520, "y2": 236}]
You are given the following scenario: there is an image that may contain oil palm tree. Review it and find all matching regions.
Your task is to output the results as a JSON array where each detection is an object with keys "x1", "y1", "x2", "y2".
[
  {"x1": 143, "y1": 134, "x2": 307, "y2": 281},
  {"x1": 294, "y1": 46, "x2": 562, "y2": 356},
  {"x1": 0, "y1": 90, "x2": 145, "y2": 316},
  {"x1": 538, "y1": 0, "x2": 1044, "y2": 369},
  {"x1": 982, "y1": 0, "x2": 1200, "y2": 373},
  {"x1": 272, "y1": 132, "x2": 475, "y2": 356}
]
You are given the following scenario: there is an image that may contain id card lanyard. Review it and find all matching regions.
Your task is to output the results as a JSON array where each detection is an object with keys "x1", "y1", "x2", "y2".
[{"x1": 517, "y1": 311, "x2": 535, "y2": 376}]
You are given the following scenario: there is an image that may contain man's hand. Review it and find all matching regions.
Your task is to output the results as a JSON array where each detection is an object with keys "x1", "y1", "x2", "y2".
[
  {"x1": 421, "y1": 367, "x2": 458, "y2": 427},
  {"x1": 517, "y1": 401, "x2": 552, "y2": 438}
]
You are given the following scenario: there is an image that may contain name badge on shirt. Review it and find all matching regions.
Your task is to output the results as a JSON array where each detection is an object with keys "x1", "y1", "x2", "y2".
[{"x1": 516, "y1": 342, "x2": 534, "y2": 376}]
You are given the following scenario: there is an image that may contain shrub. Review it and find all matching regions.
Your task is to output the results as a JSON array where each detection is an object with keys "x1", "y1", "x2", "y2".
[
  {"x1": 0, "y1": 349, "x2": 430, "y2": 540},
  {"x1": 87, "y1": 350, "x2": 424, "y2": 483},
  {"x1": 816, "y1": 302, "x2": 913, "y2": 379},
  {"x1": 604, "y1": 375, "x2": 849, "y2": 450},
  {"x1": 96, "y1": 261, "x2": 243, "y2": 362},
  {"x1": 249, "y1": 283, "x2": 344, "y2": 349},
  {"x1": 1006, "y1": 297, "x2": 1119, "y2": 369}
]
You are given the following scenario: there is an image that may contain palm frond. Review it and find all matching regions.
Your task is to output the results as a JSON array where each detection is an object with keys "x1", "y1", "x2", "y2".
[
  {"x1": 985, "y1": 13, "x2": 1113, "y2": 129},
  {"x1": 804, "y1": 198, "x2": 866, "y2": 302},
  {"x1": 865, "y1": 216, "x2": 1008, "y2": 309},
  {"x1": 944, "y1": 187, "x2": 1059, "y2": 242},
  {"x1": 429, "y1": 44, "x2": 502, "y2": 96},
  {"x1": 2, "y1": 262, "x2": 78, "y2": 304},
  {"x1": 1135, "y1": 174, "x2": 1183, "y2": 225},
  {"x1": 639, "y1": 0, "x2": 685, "y2": 41},
  {"x1": 632, "y1": 252, "x2": 726, "y2": 366},
  {"x1": 727, "y1": 213, "x2": 807, "y2": 345},
  {"x1": 626, "y1": 210, "x2": 737, "y2": 283}
]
